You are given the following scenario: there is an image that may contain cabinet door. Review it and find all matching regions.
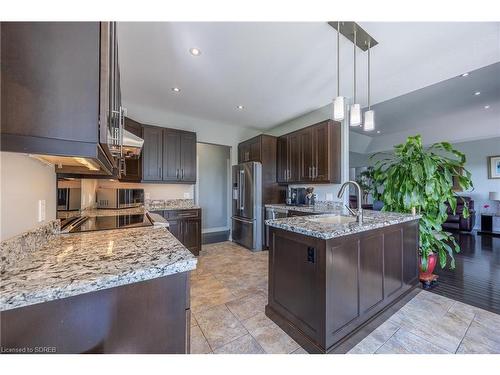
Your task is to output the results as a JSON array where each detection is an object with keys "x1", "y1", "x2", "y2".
[
  {"x1": 313, "y1": 122, "x2": 330, "y2": 182},
  {"x1": 142, "y1": 126, "x2": 163, "y2": 181},
  {"x1": 239, "y1": 143, "x2": 250, "y2": 163},
  {"x1": 163, "y1": 130, "x2": 181, "y2": 182},
  {"x1": 1, "y1": 22, "x2": 100, "y2": 144},
  {"x1": 249, "y1": 139, "x2": 261, "y2": 162},
  {"x1": 299, "y1": 129, "x2": 314, "y2": 182},
  {"x1": 168, "y1": 220, "x2": 182, "y2": 242},
  {"x1": 288, "y1": 133, "x2": 301, "y2": 183},
  {"x1": 180, "y1": 132, "x2": 197, "y2": 183},
  {"x1": 182, "y1": 219, "x2": 201, "y2": 256},
  {"x1": 277, "y1": 136, "x2": 288, "y2": 183}
]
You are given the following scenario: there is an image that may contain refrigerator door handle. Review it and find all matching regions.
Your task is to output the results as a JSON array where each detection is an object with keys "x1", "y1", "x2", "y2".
[{"x1": 239, "y1": 169, "x2": 245, "y2": 210}]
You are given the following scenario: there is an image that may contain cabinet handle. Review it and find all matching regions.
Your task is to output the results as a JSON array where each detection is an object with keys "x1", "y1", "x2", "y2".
[
  {"x1": 308, "y1": 166, "x2": 312, "y2": 178},
  {"x1": 181, "y1": 169, "x2": 184, "y2": 179},
  {"x1": 176, "y1": 169, "x2": 179, "y2": 179},
  {"x1": 159, "y1": 167, "x2": 162, "y2": 177}
]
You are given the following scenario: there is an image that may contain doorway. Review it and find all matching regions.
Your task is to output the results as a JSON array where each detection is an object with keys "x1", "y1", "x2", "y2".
[{"x1": 196, "y1": 142, "x2": 231, "y2": 244}]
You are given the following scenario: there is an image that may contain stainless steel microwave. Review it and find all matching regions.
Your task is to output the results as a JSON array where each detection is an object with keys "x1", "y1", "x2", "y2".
[{"x1": 96, "y1": 188, "x2": 144, "y2": 209}]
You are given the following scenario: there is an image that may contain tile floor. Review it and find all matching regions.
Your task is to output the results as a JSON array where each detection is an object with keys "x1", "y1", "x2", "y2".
[{"x1": 189, "y1": 241, "x2": 500, "y2": 354}]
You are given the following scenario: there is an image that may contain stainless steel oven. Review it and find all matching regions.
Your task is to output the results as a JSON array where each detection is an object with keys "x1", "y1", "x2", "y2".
[{"x1": 96, "y1": 188, "x2": 144, "y2": 209}]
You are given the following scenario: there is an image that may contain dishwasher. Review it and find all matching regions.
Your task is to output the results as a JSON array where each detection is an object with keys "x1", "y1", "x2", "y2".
[{"x1": 264, "y1": 206, "x2": 289, "y2": 249}]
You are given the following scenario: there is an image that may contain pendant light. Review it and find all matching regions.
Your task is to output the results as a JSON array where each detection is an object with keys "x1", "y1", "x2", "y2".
[
  {"x1": 364, "y1": 40, "x2": 375, "y2": 131},
  {"x1": 350, "y1": 27, "x2": 361, "y2": 127},
  {"x1": 333, "y1": 22, "x2": 345, "y2": 121}
]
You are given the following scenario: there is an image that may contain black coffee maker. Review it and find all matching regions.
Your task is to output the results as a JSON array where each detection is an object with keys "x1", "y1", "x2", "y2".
[{"x1": 287, "y1": 187, "x2": 307, "y2": 206}]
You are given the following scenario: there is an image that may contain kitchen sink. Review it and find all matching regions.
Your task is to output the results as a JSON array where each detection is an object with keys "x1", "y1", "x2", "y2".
[{"x1": 307, "y1": 215, "x2": 357, "y2": 224}]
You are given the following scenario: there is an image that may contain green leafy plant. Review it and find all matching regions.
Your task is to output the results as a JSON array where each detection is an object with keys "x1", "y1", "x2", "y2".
[{"x1": 371, "y1": 135, "x2": 473, "y2": 270}]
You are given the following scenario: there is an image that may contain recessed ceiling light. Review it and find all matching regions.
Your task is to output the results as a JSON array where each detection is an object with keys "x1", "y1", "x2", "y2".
[
  {"x1": 461, "y1": 72, "x2": 469, "y2": 77},
  {"x1": 484, "y1": 105, "x2": 490, "y2": 109},
  {"x1": 189, "y1": 48, "x2": 201, "y2": 56},
  {"x1": 236, "y1": 105, "x2": 244, "y2": 110},
  {"x1": 474, "y1": 91, "x2": 481, "y2": 96},
  {"x1": 171, "y1": 87, "x2": 181, "y2": 93},
  {"x1": 376, "y1": 130, "x2": 381, "y2": 134}
]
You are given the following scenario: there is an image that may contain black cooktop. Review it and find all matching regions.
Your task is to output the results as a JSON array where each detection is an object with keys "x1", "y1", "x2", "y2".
[{"x1": 65, "y1": 214, "x2": 153, "y2": 233}]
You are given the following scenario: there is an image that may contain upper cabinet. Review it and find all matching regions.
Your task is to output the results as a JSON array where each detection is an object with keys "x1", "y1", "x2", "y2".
[
  {"x1": 0, "y1": 22, "x2": 124, "y2": 176},
  {"x1": 277, "y1": 120, "x2": 341, "y2": 184},
  {"x1": 143, "y1": 127, "x2": 197, "y2": 184}
]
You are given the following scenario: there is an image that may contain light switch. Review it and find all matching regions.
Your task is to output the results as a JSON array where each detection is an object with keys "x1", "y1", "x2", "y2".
[
  {"x1": 38, "y1": 199, "x2": 46, "y2": 222},
  {"x1": 183, "y1": 192, "x2": 190, "y2": 199}
]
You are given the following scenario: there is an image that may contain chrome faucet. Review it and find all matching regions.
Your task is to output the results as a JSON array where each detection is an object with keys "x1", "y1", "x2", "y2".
[{"x1": 337, "y1": 181, "x2": 363, "y2": 224}]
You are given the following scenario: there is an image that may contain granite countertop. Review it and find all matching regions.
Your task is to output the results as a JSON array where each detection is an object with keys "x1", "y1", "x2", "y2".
[
  {"x1": 0, "y1": 226, "x2": 196, "y2": 311},
  {"x1": 146, "y1": 199, "x2": 200, "y2": 211},
  {"x1": 265, "y1": 209, "x2": 420, "y2": 240},
  {"x1": 265, "y1": 203, "x2": 343, "y2": 214}
]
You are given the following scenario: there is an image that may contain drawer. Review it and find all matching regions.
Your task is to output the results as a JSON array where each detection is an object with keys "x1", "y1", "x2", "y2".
[{"x1": 166, "y1": 209, "x2": 200, "y2": 219}]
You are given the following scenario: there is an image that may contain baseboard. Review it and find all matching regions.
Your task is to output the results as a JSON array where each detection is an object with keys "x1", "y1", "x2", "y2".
[{"x1": 202, "y1": 230, "x2": 230, "y2": 245}]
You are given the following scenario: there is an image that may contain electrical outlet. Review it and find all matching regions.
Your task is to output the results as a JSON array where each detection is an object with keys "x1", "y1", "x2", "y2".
[
  {"x1": 38, "y1": 199, "x2": 46, "y2": 222},
  {"x1": 183, "y1": 192, "x2": 190, "y2": 199},
  {"x1": 326, "y1": 193, "x2": 334, "y2": 201},
  {"x1": 145, "y1": 192, "x2": 151, "y2": 200}
]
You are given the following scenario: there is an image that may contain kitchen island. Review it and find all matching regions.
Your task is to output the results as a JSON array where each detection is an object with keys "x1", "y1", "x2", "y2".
[
  {"x1": 265, "y1": 209, "x2": 420, "y2": 354},
  {"x1": 0, "y1": 220, "x2": 196, "y2": 354}
]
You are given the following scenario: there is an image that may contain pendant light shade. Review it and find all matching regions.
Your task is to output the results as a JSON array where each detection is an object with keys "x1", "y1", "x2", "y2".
[
  {"x1": 333, "y1": 22, "x2": 345, "y2": 121},
  {"x1": 350, "y1": 103, "x2": 361, "y2": 126},
  {"x1": 364, "y1": 110, "x2": 375, "y2": 131},
  {"x1": 363, "y1": 40, "x2": 375, "y2": 131},
  {"x1": 333, "y1": 96, "x2": 345, "y2": 121}
]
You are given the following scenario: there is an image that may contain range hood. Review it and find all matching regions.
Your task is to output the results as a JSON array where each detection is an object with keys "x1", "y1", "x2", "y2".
[{"x1": 122, "y1": 129, "x2": 144, "y2": 158}]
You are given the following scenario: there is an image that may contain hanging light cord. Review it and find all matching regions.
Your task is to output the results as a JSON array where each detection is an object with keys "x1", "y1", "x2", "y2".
[
  {"x1": 337, "y1": 22, "x2": 340, "y2": 97},
  {"x1": 368, "y1": 40, "x2": 371, "y2": 110},
  {"x1": 353, "y1": 28, "x2": 357, "y2": 103}
]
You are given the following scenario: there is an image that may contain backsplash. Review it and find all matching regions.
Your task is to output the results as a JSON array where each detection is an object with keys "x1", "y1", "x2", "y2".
[
  {"x1": 0, "y1": 219, "x2": 60, "y2": 273},
  {"x1": 146, "y1": 199, "x2": 197, "y2": 210}
]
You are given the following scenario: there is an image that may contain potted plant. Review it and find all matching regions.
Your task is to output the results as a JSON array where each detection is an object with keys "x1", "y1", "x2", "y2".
[
  {"x1": 356, "y1": 166, "x2": 375, "y2": 204},
  {"x1": 371, "y1": 135, "x2": 473, "y2": 283}
]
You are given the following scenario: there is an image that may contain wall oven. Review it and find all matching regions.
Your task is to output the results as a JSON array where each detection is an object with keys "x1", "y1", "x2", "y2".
[{"x1": 96, "y1": 188, "x2": 145, "y2": 209}]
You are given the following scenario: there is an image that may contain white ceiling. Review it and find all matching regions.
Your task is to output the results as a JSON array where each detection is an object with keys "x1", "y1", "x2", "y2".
[{"x1": 117, "y1": 22, "x2": 500, "y2": 130}]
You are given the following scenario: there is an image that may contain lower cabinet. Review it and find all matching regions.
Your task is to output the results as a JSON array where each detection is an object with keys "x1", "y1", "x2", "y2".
[{"x1": 154, "y1": 209, "x2": 201, "y2": 256}]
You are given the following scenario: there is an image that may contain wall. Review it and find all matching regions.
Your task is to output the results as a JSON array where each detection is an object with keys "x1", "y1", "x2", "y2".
[
  {"x1": 0, "y1": 152, "x2": 57, "y2": 241},
  {"x1": 84, "y1": 179, "x2": 194, "y2": 201},
  {"x1": 453, "y1": 137, "x2": 500, "y2": 228},
  {"x1": 197, "y1": 143, "x2": 231, "y2": 232}
]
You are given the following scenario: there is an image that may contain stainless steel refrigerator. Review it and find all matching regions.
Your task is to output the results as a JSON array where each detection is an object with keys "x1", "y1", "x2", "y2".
[{"x1": 231, "y1": 162, "x2": 262, "y2": 251}]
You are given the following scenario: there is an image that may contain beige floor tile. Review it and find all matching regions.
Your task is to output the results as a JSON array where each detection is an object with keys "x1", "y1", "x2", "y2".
[
  {"x1": 242, "y1": 312, "x2": 299, "y2": 354},
  {"x1": 456, "y1": 320, "x2": 500, "y2": 353},
  {"x1": 191, "y1": 312, "x2": 198, "y2": 327},
  {"x1": 226, "y1": 291, "x2": 268, "y2": 321},
  {"x1": 190, "y1": 325, "x2": 212, "y2": 354},
  {"x1": 291, "y1": 346, "x2": 309, "y2": 354},
  {"x1": 213, "y1": 334, "x2": 265, "y2": 354},
  {"x1": 195, "y1": 304, "x2": 248, "y2": 349},
  {"x1": 348, "y1": 320, "x2": 400, "y2": 354},
  {"x1": 376, "y1": 328, "x2": 451, "y2": 354}
]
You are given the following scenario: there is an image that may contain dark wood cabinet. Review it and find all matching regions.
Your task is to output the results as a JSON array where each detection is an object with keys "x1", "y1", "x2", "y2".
[
  {"x1": 266, "y1": 220, "x2": 420, "y2": 353},
  {"x1": 119, "y1": 117, "x2": 142, "y2": 182},
  {"x1": 162, "y1": 130, "x2": 182, "y2": 182},
  {"x1": 153, "y1": 209, "x2": 201, "y2": 256},
  {"x1": 1, "y1": 22, "x2": 123, "y2": 176},
  {"x1": 179, "y1": 132, "x2": 197, "y2": 183},
  {"x1": 237, "y1": 135, "x2": 280, "y2": 205},
  {"x1": 142, "y1": 127, "x2": 197, "y2": 184},
  {"x1": 276, "y1": 120, "x2": 341, "y2": 184},
  {"x1": 142, "y1": 126, "x2": 164, "y2": 181}
]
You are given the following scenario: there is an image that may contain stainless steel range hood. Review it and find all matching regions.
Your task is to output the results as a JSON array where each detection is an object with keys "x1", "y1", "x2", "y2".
[{"x1": 122, "y1": 129, "x2": 144, "y2": 158}]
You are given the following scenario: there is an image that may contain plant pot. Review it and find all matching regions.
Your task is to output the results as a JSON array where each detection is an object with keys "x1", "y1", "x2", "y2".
[{"x1": 419, "y1": 252, "x2": 438, "y2": 282}]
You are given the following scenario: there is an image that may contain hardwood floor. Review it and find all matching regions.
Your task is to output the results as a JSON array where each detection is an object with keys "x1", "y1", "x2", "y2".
[{"x1": 431, "y1": 232, "x2": 500, "y2": 315}]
